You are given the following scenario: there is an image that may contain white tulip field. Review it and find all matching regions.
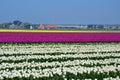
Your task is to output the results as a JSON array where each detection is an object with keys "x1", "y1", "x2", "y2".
[{"x1": 0, "y1": 42, "x2": 120, "y2": 80}]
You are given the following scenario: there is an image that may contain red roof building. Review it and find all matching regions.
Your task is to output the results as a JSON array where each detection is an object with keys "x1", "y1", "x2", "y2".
[
  {"x1": 38, "y1": 24, "x2": 45, "y2": 29},
  {"x1": 45, "y1": 25, "x2": 57, "y2": 29}
]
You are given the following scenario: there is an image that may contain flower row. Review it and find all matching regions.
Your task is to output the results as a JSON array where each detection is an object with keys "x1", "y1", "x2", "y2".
[
  {"x1": 0, "y1": 65, "x2": 120, "y2": 79},
  {"x1": 0, "y1": 43, "x2": 120, "y2": 55}
]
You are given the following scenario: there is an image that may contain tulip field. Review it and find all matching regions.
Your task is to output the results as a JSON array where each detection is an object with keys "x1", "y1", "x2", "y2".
[
  {"x1": 0, "y1": 29, "x2": 120, "y2": 42},
  {"x1": 0, "y1": 42, "x2": 120, "y2": 80}
]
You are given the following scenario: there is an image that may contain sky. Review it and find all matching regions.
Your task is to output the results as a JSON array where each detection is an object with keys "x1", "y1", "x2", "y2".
[{"x1": 0, "y1": 0, "x2": 120, "y2": 24}]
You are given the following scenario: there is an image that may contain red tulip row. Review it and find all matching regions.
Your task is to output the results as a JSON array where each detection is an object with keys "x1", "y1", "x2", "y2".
[{"x1": 0, "y1": 32, "x2": 120, "y2": 42}]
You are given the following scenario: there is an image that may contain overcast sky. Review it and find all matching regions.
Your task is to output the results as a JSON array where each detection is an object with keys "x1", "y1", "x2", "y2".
[{"x1": 0, "y1": 0, "x2": 120, "y2": 24}]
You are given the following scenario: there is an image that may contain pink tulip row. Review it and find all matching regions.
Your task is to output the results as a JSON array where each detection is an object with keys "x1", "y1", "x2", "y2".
[{"x1": 0, "y1": 32, "x2": 120, "y2": 42}]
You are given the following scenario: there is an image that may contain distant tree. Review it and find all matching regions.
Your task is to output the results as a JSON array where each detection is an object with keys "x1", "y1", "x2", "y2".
[
  {"x1": 13, "y1": 20, "x2": 22, "y2": 26},
  {"x1": 0, "y1": 24, "x2": 5, "y2": 29},
  {"x1": 88, "y1": 25, "x2": 93, "y2": 29},
  {"x1": 1, "y1": 23, "x2": 12, "y2": 29},
  {"x1": 23, "y1": 22, "x2": 31, "y2": 29},
  {"x1": 22, "y1": 22, "x2": 31, "y2": 25}
]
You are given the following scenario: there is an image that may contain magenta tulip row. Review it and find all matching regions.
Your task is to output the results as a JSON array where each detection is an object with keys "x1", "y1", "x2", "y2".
[{"x1": 0, "y1": 32, "x2": 120, "y2": 42}]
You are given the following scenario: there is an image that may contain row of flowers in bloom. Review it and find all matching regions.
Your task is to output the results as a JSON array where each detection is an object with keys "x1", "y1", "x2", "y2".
[
  {"x1": 0, "y1": 32, "x2": 120, "y2": 42},
  {"x1": 1, "y1": 52, "x2": 120, "y2": 61},
  {"x1": 0, "y1": 42, "x2": 120, "y2": 80},
  {"x1": 0, "y1": 43, "x2": 120, "y2": 55},
  {"x1": 0, "y1": 65, "x2": 120, "y2": 80},
  {"x1": 1, "y1": 59, "x2": 120, "y2": 70}
]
